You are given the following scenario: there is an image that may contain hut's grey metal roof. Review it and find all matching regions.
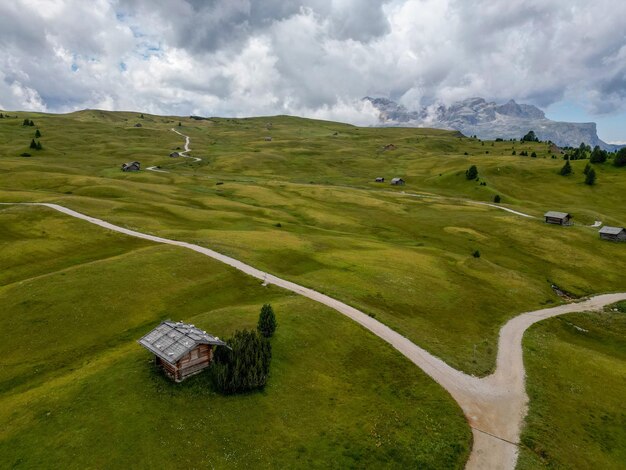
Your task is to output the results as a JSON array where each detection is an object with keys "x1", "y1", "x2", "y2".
[
  {"x1": 391, "y1": 177, "x2": 404, "y2": 182},
  {"x1": 138, "y1": 321, "x2": 228, "y2": 365},
  {"x1": 599, "y1": 226, "x2": 625, "y2": 235},
  {"x1": 544, "y1": 211, "x2": 570, "y2": 219}
]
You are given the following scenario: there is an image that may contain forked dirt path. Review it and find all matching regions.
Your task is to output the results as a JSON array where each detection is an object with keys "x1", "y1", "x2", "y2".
[
  {"x1": 2, "y1": 202, "x2": 624, "y2": 468},
  {"x1": 146, "y1": 128, "x2": 200, "y2": 172}
]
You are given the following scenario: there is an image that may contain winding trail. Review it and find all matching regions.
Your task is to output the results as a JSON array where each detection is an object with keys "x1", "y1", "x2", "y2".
[
  {"x1": 146, "y1": 128, "x2": 200, "y2": 173},
  {"x1": 400, "y1": 191, "x2": 535, "y2": 218},
  {"x1": 2, "y1": 201, "x2": 624, "y2": 469}
]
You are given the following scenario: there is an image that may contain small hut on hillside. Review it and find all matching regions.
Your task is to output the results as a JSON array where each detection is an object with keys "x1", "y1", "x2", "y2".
[
  {"x1": 375, "y1": 177, "x2": 385, "y2": 183},
  {"x1": 264, "y1": 136, "x2": 272, "y2": 142},
  {"x1": 544, "y1": 211, "x2": 572, "y2": 225},
  {"x1": 391, "y1": 177, "x2": 405, "y2": 186},
  {"x1": 138, "y1": 321, "x2": 229, "y2": 382},
  {"x1": 121, "y1": 161, "x2": 140, "y2": 172},
  {"x1": 169, "y1": 151, "x2": 180, "y2": 158},
  {"x1": 599, "y1": 226, "x2": 626, "y2": 242}
]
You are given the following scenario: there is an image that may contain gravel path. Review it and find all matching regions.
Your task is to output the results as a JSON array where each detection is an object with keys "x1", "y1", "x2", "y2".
[
  {"x1": 146, "y1": 128, "x2": 200, "y2": 172},
  {"x1": 2, "y1": 202, "x2": 623, "y2": 468}
]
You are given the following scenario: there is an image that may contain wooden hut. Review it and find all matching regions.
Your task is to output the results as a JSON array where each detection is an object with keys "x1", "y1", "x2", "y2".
[
  {"x1": 375, "y1": 177, "x2": 385, "y2": 183},
  {"x1": 121, "y1": 161, "x2": 140, "y2": 172},
  {"x1": 169, "y1": 151, "x2": 180, "y2": 158},
  {"x1": 544, "y1": 211, "x2": 571, "y2": 225},
  {"x1": 138, "y1": 321, "x2": 229, "y2": 382},
  {"x1": 264, "y1": 136, "x2": 272, "y2": 141},
  {"x1": 599, "y1": 226, "x2": 626, "y2": 242},
  {"x1": 391, "y1": 177, "x2": 405, "y2": 186}
]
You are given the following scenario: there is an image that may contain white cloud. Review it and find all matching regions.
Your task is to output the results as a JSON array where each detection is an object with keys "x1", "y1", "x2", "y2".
[{"x1": 0, "y1": 0, "x2": 625, "y2": 133}]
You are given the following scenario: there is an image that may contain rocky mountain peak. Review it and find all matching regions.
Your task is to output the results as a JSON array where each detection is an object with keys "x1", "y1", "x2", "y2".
[{"x1": 363, "y1": 96, "x2": 617, "y2": 150}]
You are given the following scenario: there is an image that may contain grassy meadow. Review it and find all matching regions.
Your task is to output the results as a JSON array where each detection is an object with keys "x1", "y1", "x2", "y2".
[
  {"x1": 1, "y1": 110, "x2": 624, "y2": 375},
  {"x1": 0, "y1": 109, "x2": 625, "y2": 467},
  {"x1": 517, "y1": 304, "x2": 626, "y2": 469},
  {"x1": 0, "y1": 206, "x2": 470, "y2": 468}
]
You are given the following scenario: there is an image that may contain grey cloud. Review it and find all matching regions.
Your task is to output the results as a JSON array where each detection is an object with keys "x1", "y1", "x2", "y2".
[{"x1": 0, "y1": 0, "x2": 625, "y2": 133}]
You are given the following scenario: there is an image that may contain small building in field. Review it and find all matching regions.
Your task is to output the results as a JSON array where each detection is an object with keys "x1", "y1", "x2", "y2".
[
  {"x1": 121, "y1": 161, "x2": 140, "y2": 172},
  {"x1": 544, "y1": 211, "x2": 571, "y2": 225},
  {"x1": 169, "y1": 151, "x2": 180, "y2": 158},
  {"x1": 391, "y1": 177, "x2": 405, "y2": 186},
  {"x1": 134, "y1": 123, "x2": 142, "y2": 128},
  {"x1": 375, "y1": 177, "x2": 385, "y2": 183},
  {"x1": 138, "y1": 321, "x2": 229, "y2": 382},
  {"x1": 599, "y1": 226, "x2": 626, "y2": 242},
  {"x1": 264, "y1": 136, "x2": 272, "y2": 141},
  {"x1": 383, "y1": 144, "x2": 397, "y2": 151}
]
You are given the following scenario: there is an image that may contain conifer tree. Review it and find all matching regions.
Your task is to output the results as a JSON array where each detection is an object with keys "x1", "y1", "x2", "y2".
[
  {"x1": 35, "y1": 129, "x2": 41, "y2": 138},
  {"x1": 257, "y1": 304, "x2": 277, "y2": 338},
  {"x1": 36, "y1": 141, "x2": 42, "y2": 150},
  {"x1": 584, "y1": 168, "x2": 596, "y2": 185},
  {"x1": 560, "y1": 159, "x2": 572, "y2": 176},
  {"x1": 30, "y1": 139, "x2": 37, "y2": 149},
  {"x1": 211, "y1": 329, "x2": 272, "y2": 394}
]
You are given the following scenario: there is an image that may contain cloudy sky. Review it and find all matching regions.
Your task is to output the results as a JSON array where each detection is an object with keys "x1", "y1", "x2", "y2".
[{"x1": 1, "y1": 0, "x2": 626, "y2": 141}]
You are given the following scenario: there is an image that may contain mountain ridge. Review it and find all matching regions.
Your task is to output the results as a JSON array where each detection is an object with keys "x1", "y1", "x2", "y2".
[{"x1": 363, "y1": 96, "x2": 622, "y2": 151}]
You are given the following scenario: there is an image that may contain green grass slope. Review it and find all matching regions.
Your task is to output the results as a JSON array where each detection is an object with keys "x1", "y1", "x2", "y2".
[
  {"x1": 0, "y1": 206, "x2": 470, "y2": 469},
  {"x1": 0, "y1": 111, "x2": 625, "y2": 376},
  {"x1": 517, "y1": 305, "x2": 626, "y2": 469}
]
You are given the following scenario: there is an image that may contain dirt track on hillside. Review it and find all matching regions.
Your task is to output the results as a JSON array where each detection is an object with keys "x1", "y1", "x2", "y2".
[
  {"x1": 146, "y1": 128, "x2": 200, "y2": 172},
  {"x1": 2, "y1": 201, "x2": 623, "y2": 468}
]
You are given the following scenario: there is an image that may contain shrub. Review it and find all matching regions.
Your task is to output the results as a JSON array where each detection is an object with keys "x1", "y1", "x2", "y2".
[
  {"x1": 29, "y1": 139, "x2": 37, "y2": 149},
  {"x1": 583, "y1": 163, "x2": 591, "y2": 175},
  {"x1": 494, "y1": 195, "x2": 501, "y2": 203},
  {"x1": 36, "y1": 141, "x2": 42, "y2": 150},
  {"x1": 530, "y1": 151, "x2": 537, "y2": 158},
  {"x1": 257, "y1": 304, "x2": 277, "y2": 338},
  {"x1": 211, "y1": 329, "x2": 272, "y2": 394},
  {"x1": 472, "y1": 250, "x2": 481, "y2": 258},
  {"x1": 614, "y1": 148, "x2": 626, "y2": 167},
  {"x1": 35, "y1": 129, "x2": 41, "y2": 138},
  {"x1": 512, "y1": 150, "x2": 516, "y2": 155},
  {"x1": 465, "y1": 165, "x2": 478, "y2": 180}
]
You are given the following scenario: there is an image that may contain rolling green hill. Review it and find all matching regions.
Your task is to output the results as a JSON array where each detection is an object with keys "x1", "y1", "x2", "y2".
[{"x1": 1, "y1": 109, "x2": 624, "y2": 468}]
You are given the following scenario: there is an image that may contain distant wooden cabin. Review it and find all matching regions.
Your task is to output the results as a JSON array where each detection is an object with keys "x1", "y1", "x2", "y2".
[
  {"x1": 121, "y1": 161, "x2": 140, "y2": 172},
  {"x1": 169, "y1": 151, "x2": 180, "y2": 158},
  {"x1": 599, "y1": 226, "x2": 626, "y2": 242},
  {"x1": 264, "y1": 136, "x2": 272, "y2": 141},
  {"x1": 544, "y1": 211, "x2": 571, "y2": 225},
  {"x1": 391, "y1": 177, "x2": 405, "y2": 186},
  {"x1": 375, "y1": 177, "x2": 385, "y2": 183},
  {"x1": 134, "y1": 123, "x2": 142, "y2": 128},
  {"x1": 138, "y1": 321, "x2": 229, "y2": 382},
  {"x1": 383, "y1": 144, "x2": 397, "y2": 151}
]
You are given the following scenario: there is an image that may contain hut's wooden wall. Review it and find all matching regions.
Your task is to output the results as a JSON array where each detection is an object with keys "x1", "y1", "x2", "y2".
[{"x1": 156, "y1": 344, "x2": 214, "y2": 382}]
